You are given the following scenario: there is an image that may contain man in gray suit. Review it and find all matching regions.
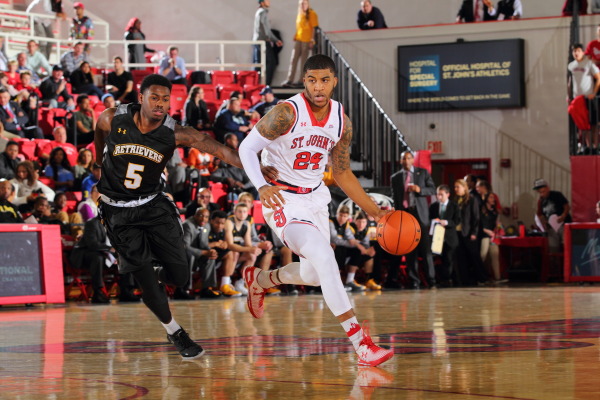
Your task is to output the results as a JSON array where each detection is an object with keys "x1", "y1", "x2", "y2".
[
  {"x1": 182, "y1": 207, "x2": 221, "y2": 299},
  {"x1": 390, "y1": 151, "x2": 436, "y2": 288}
]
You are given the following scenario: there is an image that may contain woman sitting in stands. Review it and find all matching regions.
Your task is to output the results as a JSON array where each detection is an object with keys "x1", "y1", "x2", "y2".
[
  {"x1": 10, "y1": 160, "x2": 55, "y2": 213},
  {"x1": 43, "y1": 147, "x2": 75, "y2": 192},
  {"x1": 183, "y1": 86, "x2": 211, "y2": 131},
  {"x1": 73, "y1": 148, "x2": 94, "y2": 190},
  {"x1": 70, "y1": 62, "x2": 103, "y2": 98}
]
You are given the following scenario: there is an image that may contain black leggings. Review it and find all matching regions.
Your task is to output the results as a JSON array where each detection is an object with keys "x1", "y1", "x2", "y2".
[{"x1": 132, "y1": 265, "x2": 171, "y2": 324}]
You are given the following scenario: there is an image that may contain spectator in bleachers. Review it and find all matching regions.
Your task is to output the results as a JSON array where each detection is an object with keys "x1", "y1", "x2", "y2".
[
  {"x1": 70, "y1": 62, "x2": 103, "y2": 98},
  {"x1": 15, "y1": 72, "x2": 40, "y2": 127},
  {"x1": 209, "y1": 133, "x2": 257, "y2": 199},
  {"x1": 29, "y1": 196, "x2": 65, "y2": 229},
  {"x1": 0, "y1": 179, "x2": 23, "y2": 223},
  {"x1": 158, "y1": 46, "x2": 187, "y2": 85},
  {"x1": 214, "y1": 98, "x2": 253, "y2": 142},
  {"x1": 81, "y1": 163, "x2": 100, "y2": 199},
  {"x1": 0, "y1": 140, "x2": 19, "y2": 179},
  {"x1": 52, "y1": 192, "x2": 84, "y2": 238},
  {"x1": 587, "y1": 25, "x2": 600, "y2": 68},
  {"x1": 0, "y1": 88, "x2": 43, "y2": 139},
  {"x1": 39, "y1": 65, "x2": 74, "y2": 110},
  {"x1": 206, "y1": 210, "x2": 240, "y2": 297},
  {"x1": 72, "y1": 94, "x2": 96, "y2": 145},
  {"x1": 562, "y1": 0, "x2": 588, "y2": 15},
  {"x1": 107, "y1": 56, "x2": 136, "y2": 104},
  {"x1": 26, "y1": 40, "x2": 52, "y2": 79},
  {"x1": 0, "y1": 73, "x2": 20, "y2": 101},
  {"x1": 250, "y1": 86, "x2": 279, "y2": 118},
  {"x1": 70, "y1": 2, "x2": 94, "y2": 52},
  {"x1": 183, "y1": 207, "x2": 222, "y2": 299},
  {"x1": 124, "y1": 17, "x2": 155, "y2": 68},
  {"x1": 77, "y1": 183, "x2": 99, "y2": 221},
  {"x1": 282, "y1": 0, "x2": 318, "y2": 88},
  {"x1": 185, "y1": 187, "x2": 220, "y2": 219},
  {"x1": 187, "y1": 147, "x2": 215, "y2": 182},
  {"x1": 50, "y1": 191, "x2": 67, "y2": 214},
  {"x1": 16, "y1": 53, "x2": 38, "y2": 82},
  {"x1": 457, "y1": 0, "x2": 496, "y2": 23},
  {"x1": 183, "y1": 86, "x2": 211, "y2": 130},
  {"x1": 73, "y1": 148, "x2": 93, "y2": 188},
  {"x1": 43, "y1": 147, "x2": 74, "y2": 191},
  {"x1": 357, "y1": 0, "x2": 387, "y2": 29},
  {"x1": 166, "y1": 149, "x2": 187, "y2": 201},
  {"x1": 10, "y1": 160, "x2": 55, "y2": 213},
  {"x1": 60, "y1": 42, "x2": 88, "y2": 78},
  {"x1": 485, "y1": 0, "x2": 522, "y2": 20},
  {"x1": 101, "y1": 93, "x2": 116, "y2": 109},
  {"x1": 533, "y1": 178, "x2": 571, "y2": 253},
  {"x1": 253, "y1": 0, "x2": 283, "y2": 86},
  {"x1": 15, "y1": 71, "x2": 42, "y2": 99},
  {"x1": 40, "y1": 126, "x2": 78, "y2": 166},
  {"x1": 26, "y1": 0, "x2": 65, "y2": 59},
  {"x1": 6, "y1": 61, "x2": 20, "y2": 86}
]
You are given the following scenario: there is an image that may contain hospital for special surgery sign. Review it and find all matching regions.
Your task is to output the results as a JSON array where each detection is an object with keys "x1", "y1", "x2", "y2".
[{"x1": 398, "y1": 39, "x2": 525, "y2": 112}]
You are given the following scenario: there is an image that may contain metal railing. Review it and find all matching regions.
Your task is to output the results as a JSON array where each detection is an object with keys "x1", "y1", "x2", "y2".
[{"x1": 315, "y1": 27, "x2": 411, "y2": 187}]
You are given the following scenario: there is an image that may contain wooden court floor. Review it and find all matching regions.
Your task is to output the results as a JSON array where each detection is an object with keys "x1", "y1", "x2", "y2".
[{"x1": 2, "y1": 286, "x2": 600, "y2": 399}]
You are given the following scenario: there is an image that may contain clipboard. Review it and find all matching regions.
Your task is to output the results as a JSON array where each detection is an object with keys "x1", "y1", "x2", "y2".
[{"x1": 431, "y1": 223, "x2": 445, "y2": 255}]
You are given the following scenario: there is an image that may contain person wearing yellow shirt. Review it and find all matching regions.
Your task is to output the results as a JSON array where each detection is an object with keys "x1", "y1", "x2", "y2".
[{"x1": 282, "y1": 0, "x2": 319, "y2": 88}]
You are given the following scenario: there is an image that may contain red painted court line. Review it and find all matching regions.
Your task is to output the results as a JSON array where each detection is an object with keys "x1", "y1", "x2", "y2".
[{"x1": 63, "y1": 371, "x2": 540, "y2": 400}]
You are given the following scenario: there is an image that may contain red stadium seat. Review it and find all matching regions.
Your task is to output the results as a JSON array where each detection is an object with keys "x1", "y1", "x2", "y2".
[
  {"x1": 236, "y1": 70, "x2": 259, "y2": 86},
  {"x1": 131, "y1": 69, "x2": 152, "y2": 88},
  {"x1": 211, "y1": 70, "x2": 235, "y2": 85},
  {"x1": 217, "y1": 83, "x2": 243, "y2": 100},
  {"x1": 243, "y1": 84, "x2": 266, "y2": 106},
  {"x1": 66, "y1": 191, "x2": 83, "y2": 201},
  {"x1": 38, "y1": 176, "x2": 55, "y2": 188},
  {"x1": 208, "y1": 181, "x2": 229, "y2": 209},
  {"x1": 18, "y1": 139, "x2": 37, "y2": 161},
  {"x1": 251, "y1": 200, "x2": 265, "y2": 225},
  {"x1": 169, "y1": 84, "x2": 188, "y2": 120},
  {"x1": 34, "y1": 139, "x2": 51, "y2": 158},
  {"x1": 38, "y1": 107, "x2": 67, "y2": 137}
]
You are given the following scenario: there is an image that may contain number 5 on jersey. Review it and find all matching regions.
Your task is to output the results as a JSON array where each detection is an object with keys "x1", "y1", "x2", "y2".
[{"x1": 124, "y1": 163, "x2": 144, "y2": 189}]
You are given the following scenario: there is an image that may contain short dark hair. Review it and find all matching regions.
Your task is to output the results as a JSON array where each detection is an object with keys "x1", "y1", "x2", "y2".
[
  {"x1": 210, "y1": 210, "x2": 227, "y2": 220},
  {"x1": 0, "y1": 87, "x2": 8, "y2": 95},
  {"x1": 437, "y1": 184, "x2": 451, "y2": 194},
  {"x1": 76, "y1": 94, "x2": 89, "y2": 106},
  {"x1": 5, "y1": 140, "x2": 18, "y2": 149},
  {"x1": 140, "y1": 74, "x2": 172, "y2": 94},
  {"x1": 113, "y1": 56, "x2": 123, "y2": 63},
  {"x1": 572, "y1": 43, "x2": 584, "y2": 51},
  {"x1": 303, "y1": 54, "x2": 337, "y2": 76}
]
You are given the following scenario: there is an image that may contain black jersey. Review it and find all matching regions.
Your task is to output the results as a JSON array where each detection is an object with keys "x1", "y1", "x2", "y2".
[
  {"x1": 98, "y1": 104, "x2": 176, "y2": 200},
  {"x1": 228, "y1": 214, "x2": 249, "y2": 245}
]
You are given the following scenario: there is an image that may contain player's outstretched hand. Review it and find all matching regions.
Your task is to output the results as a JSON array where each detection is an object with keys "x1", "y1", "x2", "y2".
[
  {"x1": 259, "y1": 185, "x2": 285, "y2": 209},
  {"x1": 260, "y1": 166, "x2": 279, "y2": 182}
]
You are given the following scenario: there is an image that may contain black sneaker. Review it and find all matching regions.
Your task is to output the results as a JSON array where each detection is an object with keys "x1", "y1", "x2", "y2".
[
  {"x1": 199, "y1": 287, "x2": 222, "y2": 299},
  {"x1": 167, "y1": 328, "x2": 205, "y2": 359},
  {"x1": 91, "y1": 291, "x2": 110, "y2": 304}
]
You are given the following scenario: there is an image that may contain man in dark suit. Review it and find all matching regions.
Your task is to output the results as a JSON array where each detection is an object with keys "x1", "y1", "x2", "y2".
[
  {"x1": 0, "y1": 88, "x2": 43, "y2": 139},
  {"x1": 390, "y1": 151, "x2": 436, "y2": 288},
  {"x1": 456, "y1": 0, "x2": 496, "y2": 22},
  {"x1": 429, "y1": 185, "x2": 460, "y2": 287}
]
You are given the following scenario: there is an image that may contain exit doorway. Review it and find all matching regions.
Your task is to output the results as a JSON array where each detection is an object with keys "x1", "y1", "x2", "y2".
[{"x1": 431, "y1": 158, "x2": 491, "y2": 192}]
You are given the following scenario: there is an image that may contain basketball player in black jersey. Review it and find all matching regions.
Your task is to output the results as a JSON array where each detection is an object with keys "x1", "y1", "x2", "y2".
[{"x1": 94, "y1": 74, "x2": 276, "y2": 359}]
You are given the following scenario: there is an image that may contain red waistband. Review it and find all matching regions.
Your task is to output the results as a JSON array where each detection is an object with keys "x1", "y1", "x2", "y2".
[{"x1": 270, "y1": 179, "x2": 321, "y2": 194}]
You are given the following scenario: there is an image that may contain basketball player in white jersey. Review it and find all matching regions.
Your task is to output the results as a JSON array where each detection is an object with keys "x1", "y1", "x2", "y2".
[{"x1": 239, "y1": 54, "x2": 394, "y2": 367}]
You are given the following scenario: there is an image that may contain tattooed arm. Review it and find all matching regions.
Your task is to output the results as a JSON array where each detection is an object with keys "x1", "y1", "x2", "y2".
[
  {"x1": 94, "y1": 108, "x2": 116, "y2": 165},
  {"x1": 239, "y1": 102, "x2": 295, "y2": 208},
  {"x1": 175, "y1": 125, "x2": 243, "y2": 169},
  {"x1": 331, "y1": 115, "x2": 388, "y2": 222}
]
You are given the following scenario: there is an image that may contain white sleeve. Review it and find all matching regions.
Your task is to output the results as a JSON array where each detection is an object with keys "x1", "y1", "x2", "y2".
[{"x1": 239, "y1": 127, "x2": 273, "y2": 190}]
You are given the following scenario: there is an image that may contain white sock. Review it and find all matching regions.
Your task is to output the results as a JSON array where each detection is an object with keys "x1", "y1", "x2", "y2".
[
  {"x1": 341, "y1": 316, "x2": 364, "y2": 351},
  {"x1": 221, "y1": 276, "x2": 231, "y2": 287},
  {"x1": 346, "y1": 272, "x2": 355, "y2": 284},
  {"x1": 162, "y1": 318, "x2": 181, "y2": 335}
]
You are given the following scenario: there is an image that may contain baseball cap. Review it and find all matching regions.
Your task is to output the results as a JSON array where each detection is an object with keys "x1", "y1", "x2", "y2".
[
  {"x1": 532, "y1": 178, "x2": 548, "y2": 190},
  {"x1": 73, "y1": 2, "x2": 84, "y2": 9},
  {"x1": 101, "y1": 93, "x2": 114, "y2": 102},
  {"x1": 52, "y1": 65, "x2": 63, "y2": 71},
  {"x1": 260, "y1": 86, "x2": 273, "y2": 95}
]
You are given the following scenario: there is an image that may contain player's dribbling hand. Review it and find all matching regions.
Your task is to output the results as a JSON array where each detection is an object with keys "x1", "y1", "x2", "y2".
[
  {"x1": 258, "y1": 185, "x2": 285, "y2": 209},
  {"x1": 372, "y1": 208, "x2": 394, "y2": 223}
]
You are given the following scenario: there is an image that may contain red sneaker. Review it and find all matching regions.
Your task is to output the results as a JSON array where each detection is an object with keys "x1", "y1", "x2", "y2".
[
  {"x1": 243, "y1": 266, "x2": 266, "y2": 319},
  {"x1": 356, "y1": 323, "x2": 394, "y2": 367}
]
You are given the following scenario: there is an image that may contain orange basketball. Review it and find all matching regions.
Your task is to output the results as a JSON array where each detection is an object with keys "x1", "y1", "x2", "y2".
[{"x1": 376, "y1": 211, "x2": 421, "y2": 255}]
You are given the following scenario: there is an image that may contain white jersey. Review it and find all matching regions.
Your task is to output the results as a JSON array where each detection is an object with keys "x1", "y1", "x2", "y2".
[{"x1": 261, "y1": 93, "x2": 345, "y2": 188}]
